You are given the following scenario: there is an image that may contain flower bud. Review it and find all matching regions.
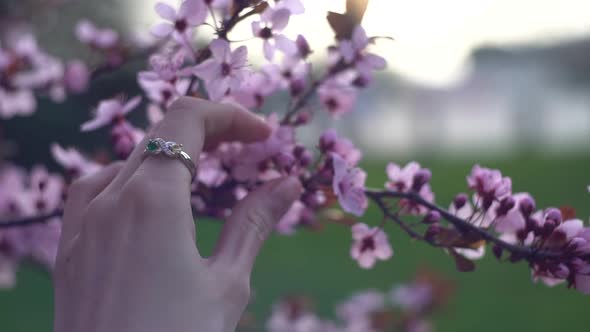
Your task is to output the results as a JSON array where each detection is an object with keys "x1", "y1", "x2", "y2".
[
  {"x1": 319, "y1": 130, "x2": 337, "y2": 152},
  {"x1": 293, "y1": 145, "x2": 306, "y2": 158},
  {"x1": 294, "y1": 111, "x2": 312, "y2": 126},
  {"x1": 496, "y1": 196, "x2": 515, "y2": 217},
  {"x1": 422, "y1": 210, "x2": 441, "y2": 224},
  {"x1": 551, "y1": 264, "x2": 570, "y2": 279},
  {"x1": 518, "y1": 195, "x2": 536, "y2": 217},
  {"x1": 299, "y1": 150, "x2": 313, "y2": 167},
  {"x1": 453, "y1": 193, "x2": 468, "y2": 210},
  {"x1": 275, "y1": 151, "x2": 295, "y2": 170},
  {"x1": 424, "y1": 223, "x2": 441, "y2": 242},
  {"x1": 411, "y1": 169, "x2": 432, "y2": 192},
  {"x1": 545, "y1": 208, "x2": 562, "y2": 225}
]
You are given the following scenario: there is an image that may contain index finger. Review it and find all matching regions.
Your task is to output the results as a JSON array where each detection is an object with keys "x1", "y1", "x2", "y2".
[{"x1": 109, "y1": 97, "x2": 271, "y2": 191}]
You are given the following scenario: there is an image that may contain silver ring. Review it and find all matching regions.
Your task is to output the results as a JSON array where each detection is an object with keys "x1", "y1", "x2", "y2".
[{"x1": 143, "y1": 138, "x2": 196, "y2": 180}]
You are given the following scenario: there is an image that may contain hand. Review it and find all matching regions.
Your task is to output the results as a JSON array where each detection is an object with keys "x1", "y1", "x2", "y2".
[{"x1": 53, "y1": 97, "x2": 302, "y2": 332}]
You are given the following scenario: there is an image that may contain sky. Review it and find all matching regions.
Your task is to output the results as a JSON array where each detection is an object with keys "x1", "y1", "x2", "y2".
[{"x1": 134, "y1": 0, "x2": 590, "y2": 87}]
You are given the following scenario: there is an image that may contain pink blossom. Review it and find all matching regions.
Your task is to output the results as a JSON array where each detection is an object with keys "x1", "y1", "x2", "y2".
[
  {"x1": 81, "y1": 96, "x2": 141, "y2": 131},
  {"x1": 252, "y1": 8, "x2": 296, "y2": 60},
  {"x1": 332, "y1": 154, "x2": 367, "y2": 217},
  {"x1": 338, "y1": 26, "x2": 386, "y2": 73},
  {"x1": 494, "y1": 193, "x2": 534, "y2": 234},
  {"x1": 336, "y1": 290, "x2": 385, "y2": 322},
  {"x1": 219, "y1": 114, "x2": 294, "y2": 182},
  {"x1": 146, "y1": 103, "x2": 165, "y2": 125},
  {"x1": 267, "y1": 300, "x2": 322, "y2": 332},
  {"x1": 391, "y1": 282, "x2": 433, "y2": 313},
  {"x1": 399, "y1": 184, "x2": 434, "y2": 216},
  {"x1": 276, "y1": 201, "x2": 305, "y2": 235},
  {"x1": 228, "y1": 71, "x2": 277, "y2": 109},
  {"x1": 318, "y1": 73, "x2": 358, "y2": 117},
  {"x1": 51, "y1": 144, "x2": 101, "y2": 178},
  {"x1": 111, "y1": 121, "x2": 145, "y2": 159},
  {"x1": 386, "y1": 162, "x2": 420, "y2": 192},
  {"x1": 319, "y1": 129, "x2": 362, "y2": 166},
  {"x1": 197, "y1": 153, "x2": 227, "y2": 187},
  {"x1": 75, "y1": 19, "x2": 119, "y2": 49},
  {"x1": 193, "y1": 39, "x2": 248, "y2": 101},
  {"x1": 263, "y1": 56, "x2": 310, "y2": 95},
  {"x1": 151, "y1": 0, "x2": 207, "y2": 41},
  {"x1": 138, "y1": 50, "x2": 191, "y2": 83},
  {"x1": 0, "y1": 88, "x2": 36, "y2": 118},
  {"x1": 64, "y1": 60, "x2": 90, "y2": 93},
  {"x1": 467, "y1": 165, "x2": 512, "y2": 209},
  {"x1": 27, "y1": 166, "x2": 64, "y2": 215},
  {"x1": 272, "y1": 0, "x2": 305, "y2": 14},
  {"x1": 139, "y1": 77, "x2": 191, "y2": 106},
  {"x1": 350, "y1": 223, "x2": 393, "y2": 269}
]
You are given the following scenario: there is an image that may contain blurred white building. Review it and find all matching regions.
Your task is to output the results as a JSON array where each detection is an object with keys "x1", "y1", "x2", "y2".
[{"x1": 354, "y1": 37, "x2": 590, "y2": 158}]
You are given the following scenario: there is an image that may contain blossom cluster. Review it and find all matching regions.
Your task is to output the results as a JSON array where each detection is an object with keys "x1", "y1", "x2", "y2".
[
  {"x1": 256, "y1": 270, "x2": 451, "y2": 332},
  {"x1": 1, "y1": 0, "x2": 589, "y2": 298}
]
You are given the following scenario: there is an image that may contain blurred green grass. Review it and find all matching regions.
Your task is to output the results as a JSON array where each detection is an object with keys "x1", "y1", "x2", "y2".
[{"x1": 2, "y1": 155, "x2": 590, "y2": 331}]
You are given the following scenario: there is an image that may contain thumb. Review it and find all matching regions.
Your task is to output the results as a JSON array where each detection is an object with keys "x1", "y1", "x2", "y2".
[{"x1": 212, "y1": 176, "x2": 302, "y2": 272}]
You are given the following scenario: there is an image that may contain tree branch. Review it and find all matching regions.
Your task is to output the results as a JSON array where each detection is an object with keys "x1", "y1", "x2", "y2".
[{"x1": 365, "y1": 189, "x2": 589, "y2": 262}]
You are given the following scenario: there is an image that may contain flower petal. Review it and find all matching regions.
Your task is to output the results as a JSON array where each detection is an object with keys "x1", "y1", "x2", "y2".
[
  {"x1": 155, "y1": 2, "x2": 177, "y2": 21},
  {"x1": 271, "y1": 8, "x2": 291, "y2": 31},
  {"x1": 151, "y1": 23, "x2": 174, "y2": 38}
]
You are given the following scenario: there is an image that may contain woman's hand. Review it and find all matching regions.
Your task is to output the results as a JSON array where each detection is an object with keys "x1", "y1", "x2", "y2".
[{"x1": 53, "y1": 97, "x2": 302, "y2": 332}]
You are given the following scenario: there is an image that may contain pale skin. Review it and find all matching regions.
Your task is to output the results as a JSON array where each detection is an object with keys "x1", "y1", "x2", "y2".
[{"x1": 53, "y1": 97, "x2": 302, "y2": 332}]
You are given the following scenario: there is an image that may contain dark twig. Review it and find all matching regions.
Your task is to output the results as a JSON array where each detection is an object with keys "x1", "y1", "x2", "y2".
[{"x1": 365, "y1": 189, "x2": 590, "y2": 262}]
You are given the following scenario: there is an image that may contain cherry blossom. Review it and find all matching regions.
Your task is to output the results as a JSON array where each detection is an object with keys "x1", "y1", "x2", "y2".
[
  {"x1": 193, "y1": 39, "x2": 248, "y2": 101},
  {"x1": 228, "y1": 71, "x2": 277, "y2": 109},
  {"x1": 276, "y1": 201, "x2": 306, "y2": 235},
  {"x1": 338, "y1": 26, "x2": 386, "y2": 73},
  {"x1": 350, "y1": 223, "x2": 393, "y2": 269},
  {"x1": 80, "y1": 96, "x2": 141, "y2": 131},
  {"x1": 467, "y1": 165, "x2": 512, "y2": 209},
  {"x1": 3, "y1": 0, "x2": 590, "y2": 299},
  {"x1": 391, "y1": 282, "x2": 433, "y2": 313},
  {"x1": 263, "y1": 56, "x2": 310, "y2": 93},
  {"x1": 336, "y1": 290, "x2": 385, "y2": 323},
  {"x1": 51, "y1": 144, "x2": 102, "y2": 178},
  {"x1": 266, "y1": 298, "x2": 323, "y2": 332},
  {"x1": 252, "y1": 8, "x2": 296, "y2": 60},
  {"x1": 139, "y1": 77, "x2": 191, "y2": 106},
  {"x1": 64, "y1": 60, "x2": 90, "y2": 93},
  {"x1": 386, "y1": 162, "x2": 421, "y2": 192},
  {"x1": 319, "y1": 129, "x2": 362, "y2": 166},
  {"x1": 151, "y1": 0, "x2": 207, "y2": 41},
  {"x1": 332, "y1": 154, "x2": 368, "y2": 217},
  {"x1": 318, "y1": 72, "x2": 358, "y2": 117},
  {"x1": 75, "y1": 19, "x2": 119, "y2": 49},
  {"x1": 0, "y1": 88, "x2": 36, "y2": 118}
]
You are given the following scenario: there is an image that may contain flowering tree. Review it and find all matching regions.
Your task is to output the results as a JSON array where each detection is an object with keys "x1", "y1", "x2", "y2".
[{"x1": 1, "y1": 0, "x2": 590, "y2": 305}]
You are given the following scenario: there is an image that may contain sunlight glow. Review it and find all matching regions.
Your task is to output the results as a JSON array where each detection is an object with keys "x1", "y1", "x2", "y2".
[{"x1": 133, "y1": 0, "x2": 590, "y2": 87}]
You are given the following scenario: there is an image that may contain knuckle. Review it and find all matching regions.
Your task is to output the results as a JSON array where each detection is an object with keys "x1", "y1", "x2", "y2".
[{"x1": 243, "y1": 208, "x2": 274, "y2": 243}]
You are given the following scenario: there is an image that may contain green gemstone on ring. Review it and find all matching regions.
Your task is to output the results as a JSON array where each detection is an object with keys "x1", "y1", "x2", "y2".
[{"x1": 146, "y1": 140, "x2": 159, "y2": 152}]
